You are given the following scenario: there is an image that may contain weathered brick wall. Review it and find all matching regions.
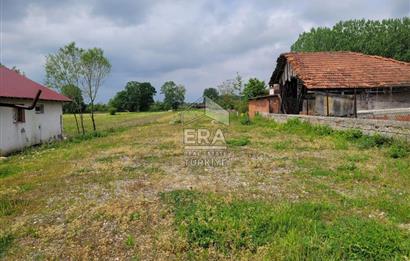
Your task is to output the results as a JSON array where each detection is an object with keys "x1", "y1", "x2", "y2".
[
  {"x1": 261, "y1": 113, "x2": 410, "y2": 140},
  {"x1": 249, "y1": 99, "x2": 270, "y2": 118},
  {"x1": 248, "y1": 96, "x2": 280, "y2": 118}
]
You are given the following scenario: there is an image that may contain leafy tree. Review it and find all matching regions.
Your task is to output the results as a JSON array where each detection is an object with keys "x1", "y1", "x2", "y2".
[
  {"x1": 160, "y1": 81, "x2": 185, "y2": 110},
  {"x1": 203, "y1": 88, "x2": 219, "y2": 101},
  {"x1": 109, "y1": 81, "x2": 156, "y2": 112},
  {"x1": 243, "y1": 78, "x2": 267, "y2": 99},
  {"x1": 80, "y1": 48, "x2": 111, "y2": 131},
  {"x1": 45, "y1": 42, "x2": 83, "y2": 91},
  {"x1": 109, "y1": 90, "x2": 128, "y2": 112},
  {"x1": 149, "y1": 101, "x2": 166, "y2": 112},
  {"x1": 61, "y1": 85, "x2": 84, "y2": 134},
  {"x1": 291, "y1": 18, "x2": 410, "y2": 62},
  {"x1": 45, "y1": 42, "x2": 86, "y2": 134}
]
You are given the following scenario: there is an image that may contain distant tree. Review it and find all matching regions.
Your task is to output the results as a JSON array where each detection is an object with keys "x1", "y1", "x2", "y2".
[
  {"x1": 61, "y1": 85, "x2": 84, "y2": 134},
  {"x1": 215, "y1": 73, "x2": 246, "y2": 111},
  {"x1": 203, "y1": 88, "x2": 219, "y2": 101},
  {"x1": 109, "y1": 90, "x2": 128, "y2": 112},
  {"x1": 87, "y1": 103, "x2": 109, "y2": 113},
  {"x1": 149, "y1": 101, "x2": 166, "y2": 112},
  {"x1": 243, "y1": 78, "x2": 267, "y2": 99},
  {"x1": 80, "y1": 48, "x2": 111, "y2": 131},
  {"x1": 160, "y1": 81, "x2": 185, "y2": 110},
  {"x1": 291, "y1": 18, "x2": 410, "y2": 62},
  {"x1": 232, "y1": 72, "x2": 243, "y2": 95},
  {"x1": 109, "y1": 81, "x2": 156, "y2": 112},
  {"x1": 45, "y1": 42, "x2": 86, "y2": 134},
  {"x1": 217, "y1": 73, "x2": 243, "y2": 96}
]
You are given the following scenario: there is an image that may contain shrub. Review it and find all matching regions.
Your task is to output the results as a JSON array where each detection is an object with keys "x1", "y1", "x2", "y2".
[
  {"x1": 389, "y1": 143, "x2": 408, "y2": 159},
  {"x1": 108, "y1": 107, "x2": 117, "y2": 115},
  {"x1": 340, "y1": 129, "x2": 363, "y2": 140},
  {"x1": 240, "y1": 114, "x2": 251, "y2": 125}
]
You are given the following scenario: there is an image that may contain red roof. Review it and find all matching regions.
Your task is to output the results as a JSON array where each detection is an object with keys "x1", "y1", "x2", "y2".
[
  {"x1": 0, "y1": 66, "x2": 71, "y2": 102},
  {"x1": 270, "y1": 52, "x2": 410, "y2": 89}
]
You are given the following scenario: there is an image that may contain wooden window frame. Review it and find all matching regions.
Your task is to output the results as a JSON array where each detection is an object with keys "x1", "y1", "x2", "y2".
[
  {"x1": 14, "y1": 107, "x2": 26, "y2": 123},
  {"x1": 35, "y1": 104, "x2": 44, "y2": 114}
]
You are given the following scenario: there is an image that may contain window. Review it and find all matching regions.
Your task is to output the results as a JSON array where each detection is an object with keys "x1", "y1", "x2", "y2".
[
  {"x1": 14, "y1": 108, "x2": 25, "y2": 123},
  {"x1": 35, "y1": 104, "x2": 44, "y2": 114}
]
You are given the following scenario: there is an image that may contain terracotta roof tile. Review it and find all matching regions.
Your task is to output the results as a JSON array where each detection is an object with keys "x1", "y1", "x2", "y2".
[
  {"x1": 270, "y1": 52, "x2": 410, "y2": 89},
  {"x1": 0, "y1": 66, "x2": 71, "y2": 102}
]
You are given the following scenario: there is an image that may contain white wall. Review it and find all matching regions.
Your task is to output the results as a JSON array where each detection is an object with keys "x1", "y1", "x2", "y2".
[{"x1": 0, "y1": 99, "x2": 63, "y2": 155}]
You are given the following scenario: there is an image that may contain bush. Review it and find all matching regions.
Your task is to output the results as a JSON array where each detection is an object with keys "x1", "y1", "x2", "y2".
[
  {"x1": 389, "y1": 143, "x2": 408, "y2": 159},
  {"x1": 108, "y1": 107, "x2": 117, "y2": 115},
  {"x1": 340, "y1": 129, "x2": 363, "y2": 140},
  {"x1": 239, "y1": 114, "x2": 251, "y2": 125}
]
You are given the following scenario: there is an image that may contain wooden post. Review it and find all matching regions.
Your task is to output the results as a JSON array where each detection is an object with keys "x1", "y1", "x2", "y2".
[
  {"x1": 306, "y1": 98, "x2": 309, "y2": 115},
  {"x1": 326, "y1": 90, "x2": 329, "y2": 116},
  {"x1": 354, "y1": 88, "x2": 357, "y2": 118}
]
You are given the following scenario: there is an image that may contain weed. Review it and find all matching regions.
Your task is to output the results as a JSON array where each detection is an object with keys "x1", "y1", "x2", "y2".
[
  {"x1": 337, "y1": 162, "x2": 357, "y2": 172},
  {"x1": 240, "y1": 114, "x2": 251, "y2": 125},
  {"x1": 0, "y1": 234, "x2": 13, "y2": 256},
  {"x1": 226, "y1": 137, "x2": 250, "y2": 147},
  {"x1": 125, "y1": 234, "x2": 135, "y2": 247},
  {"x1": 389, "y1": 143, "x2": 408, "y2": 159},
  {"x1": 129, "y1": 212, "x2": 141, "y2": 221},
  {"x1": 310, "y1": 168, "x2": 334, "y2": 177},
  {"x1": 0, "y1": 165, "x2": 21, "y2": 178}
]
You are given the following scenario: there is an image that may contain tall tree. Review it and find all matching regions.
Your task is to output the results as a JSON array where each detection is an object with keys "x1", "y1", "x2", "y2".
[
  {"x1": 45, "y1": 42, "x2": 86, "y2": 134},
  {"x1": 160, "y1": 81, "x2": 185, "y2": 110},
  {"x1": 291, "y1": 18, "x2": 410, "y2": 62},
  {"x1": 243, "y1": 78, "x2": 267, "y2": 99},
  {"x1": 203, "y1": 87, "x2": 219, "y2": 101},
  {"x1": 109, "y1": 81, "x2": 156, "y2": 112},
  {"x1": 80, "y1": 48, "x2": 111, "y2": 131}
]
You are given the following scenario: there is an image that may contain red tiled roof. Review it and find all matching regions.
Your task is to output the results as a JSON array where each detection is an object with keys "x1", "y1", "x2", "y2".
[
  {"x1": 270, "y1": 52, "x2": 410, "y2": 89},
  {"x1": 0, "y1": 66, "x2": 71, "y2": 102}
]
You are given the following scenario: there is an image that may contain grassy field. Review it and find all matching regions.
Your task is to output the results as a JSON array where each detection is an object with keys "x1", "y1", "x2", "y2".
[{"x1": 0, "y1": 112, "x2": 409, "y2": 259}]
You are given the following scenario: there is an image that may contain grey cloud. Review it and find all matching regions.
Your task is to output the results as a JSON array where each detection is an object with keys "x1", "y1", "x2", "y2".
[{"x1": 1, "y1": 0, "x2": 407, "y2": 102}]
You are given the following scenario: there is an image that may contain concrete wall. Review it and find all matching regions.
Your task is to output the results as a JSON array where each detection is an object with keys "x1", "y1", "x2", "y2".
[
  {"x1": 261, "y1": 112, "x2": 410, "y2": 140},
  {"x1": 0, "y1": 99, "x2": 63, "y2": 155}
]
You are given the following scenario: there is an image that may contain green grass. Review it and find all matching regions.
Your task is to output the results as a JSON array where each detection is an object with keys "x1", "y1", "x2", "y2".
[
  {"x1": 0, "y1": 234, "x2": 13, "y2": 257},
  {"x1": 226, "y1": 137, "x2": 250, "y2": 147},
  {"x1": 63, "y1": 111, "x2": 164, "y2": 136},
  {"x1": 0, "y1": 112, "x2": 409, "y2": 259},
  {"x1": 162, "y1": 190, "x2": 410, "y2": 259}
]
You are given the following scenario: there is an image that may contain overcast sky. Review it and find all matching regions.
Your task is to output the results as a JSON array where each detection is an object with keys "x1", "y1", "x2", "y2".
[{"x1": 1, "y1": 0, "x2": 409, "y2": 102}]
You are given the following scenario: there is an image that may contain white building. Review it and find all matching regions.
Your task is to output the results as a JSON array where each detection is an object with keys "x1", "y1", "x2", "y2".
[{"x1": 0, "y1": 66, "x2": 70, "y2": 156}]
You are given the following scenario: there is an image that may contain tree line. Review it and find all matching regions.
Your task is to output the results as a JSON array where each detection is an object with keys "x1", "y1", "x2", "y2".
[{"x1": 291, "y1": 17, "x2": 410, "y2": 62}]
